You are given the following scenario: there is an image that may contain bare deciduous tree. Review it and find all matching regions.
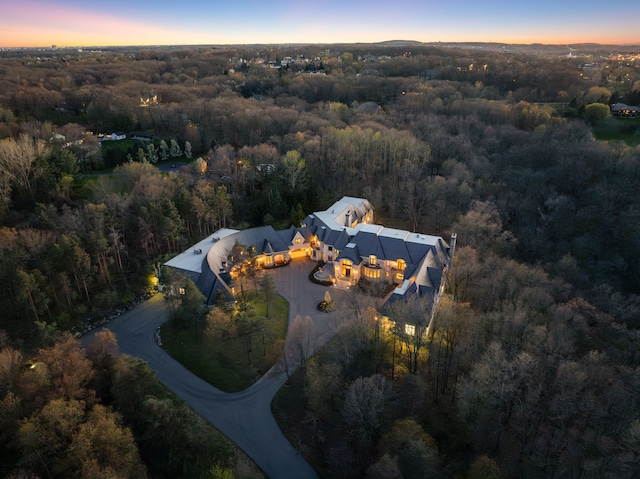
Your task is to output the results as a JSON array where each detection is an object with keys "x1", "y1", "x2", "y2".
[
  {"x1": 0, "y1": 134, "x2": 47, "y2": 204},
  {"x1": 285, "y1": 315, "x2": 316, "y2": 377},
  {"x1": 342, "y1": 374, "x2": 392, "y2": 446}
]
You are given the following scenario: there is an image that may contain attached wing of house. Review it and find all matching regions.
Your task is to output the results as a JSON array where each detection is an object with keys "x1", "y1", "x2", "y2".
[{"x1": 164, "y1": 196, "x2": 454, "y2": 308}]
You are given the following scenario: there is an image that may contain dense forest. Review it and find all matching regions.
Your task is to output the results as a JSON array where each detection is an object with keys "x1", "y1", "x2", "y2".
[{"x1": 1, "y1": 42, "x2": 640, "y2": 478}]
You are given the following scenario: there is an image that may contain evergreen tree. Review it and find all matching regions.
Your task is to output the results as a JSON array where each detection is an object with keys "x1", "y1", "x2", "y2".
[
  {"x1": 146, "y1": 143, "x2": 158, "y2": 164},
  {"x1": 170, "y1": 139, "x2": 182, "y2": 158},
  {"x1": 159, "y1": 139, "x2": 169, "y2": 161}
]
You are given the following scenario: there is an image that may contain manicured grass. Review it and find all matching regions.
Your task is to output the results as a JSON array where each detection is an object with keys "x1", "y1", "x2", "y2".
[
  {"x1": 100, "y1": 138, "x2": 138, "y2": 164},
  {"x1": 161, "y1": 291, "x2": 289, "y2": 392},
  {"x1": 592, "y1": 117, "x2": 640, "y2": 145}
]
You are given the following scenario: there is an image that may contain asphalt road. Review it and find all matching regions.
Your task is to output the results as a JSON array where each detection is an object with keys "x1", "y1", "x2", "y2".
[
  {"x1": 82, "y1": 259, "x2": 347, "y2": 479},
  {"x1": 156, "y1": 161, "x2": 188, "y2": 172}
]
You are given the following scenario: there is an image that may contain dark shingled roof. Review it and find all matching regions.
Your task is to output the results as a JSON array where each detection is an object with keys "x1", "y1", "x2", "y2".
[
  {"x1": 349, "y1": 231, "x2": 384, "y2": 259},
  {"x1": 196, "y1": 259, "x2": 233, "y2": 304},
  {"x1": 324, "y1": 229, "x2": 350, "y2": 250},
  {"x1": 297, "y1": 226, "x2": 315, "y2": 242},
  {"x1": 301, "y1": 213, "x2": 317, "y2": 228},
  {"x1": 338, "y1": 243, "x2": 361, "y2": 263},
  {"x1": 427, "y1": 266, "x2": 443, "y2": 291},
  {"x1": 276, "y1": 226, "x2": 297, "y2": 244},
  {"x1": 262, "y1": 239, "x2": 274, "y2": 254},
  {"x1": 276, "y1": 226, "x2": 315, "y2": 246},
  {"x1": 379, "y1": 236, "x2": 412, "y2": 262},
  {"x1": 314, "y1": 225, "x2": 329, "y2": 242},
  {"x1": 403, "y1": 263, "x2": 418, "y2": 278},
  {"x1": 236, "y1": 225, "x2": 289, "y2": 253},
  {"x1": 406, "y1": 241, "x2": 432, "y2": 265}
]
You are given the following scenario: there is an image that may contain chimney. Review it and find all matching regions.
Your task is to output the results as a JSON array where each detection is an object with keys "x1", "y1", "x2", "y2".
[
  {"x1": 449, "y1": 233, "x2": 457, "y2": 267},
  {"x1": 346, "y1": 210, "x2": 351, "y2": 227}
]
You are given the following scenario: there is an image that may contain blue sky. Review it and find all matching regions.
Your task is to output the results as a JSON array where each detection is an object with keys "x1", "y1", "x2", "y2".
[{"x1": 1, "y1": 0, "x2": 638, "y2": 47}]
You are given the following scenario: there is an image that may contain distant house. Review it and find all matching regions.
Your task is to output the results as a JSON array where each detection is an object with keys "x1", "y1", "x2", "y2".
[
  {"x1": 255, "y1": 163, "x2": 275, "y2": 174},
  {"x1": 359, "y1": 68, "x2": 381, "y2": 76},
  {"x1": 110, "y1": 131, "x2": 126, "y2": 141},
  {"x1": 165, "y1": 197, "x2": 454, "y2": 308},
  {"x1": 129, "y1": 132, "x2": 154, "y2": 141},
  {"x1": 611, "y1": 103, "x2": 640, "y2": 117}
]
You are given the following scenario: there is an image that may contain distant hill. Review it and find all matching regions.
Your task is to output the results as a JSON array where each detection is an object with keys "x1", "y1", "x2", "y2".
[{"x1": 373, "y1": 40, "x2": 427, "y2": 47}]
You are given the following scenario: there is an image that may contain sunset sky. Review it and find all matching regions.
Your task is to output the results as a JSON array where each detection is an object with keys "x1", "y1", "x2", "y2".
[{"x1": 1, "y1": 0, "x2": 638, "y2": 48}]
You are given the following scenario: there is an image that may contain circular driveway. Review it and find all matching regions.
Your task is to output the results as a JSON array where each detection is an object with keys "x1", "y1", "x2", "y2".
[{"x1": 82, "y1": 259, "x2": 346, "y2": 479}]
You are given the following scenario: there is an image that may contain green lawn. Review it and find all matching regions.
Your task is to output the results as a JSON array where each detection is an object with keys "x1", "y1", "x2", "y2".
[
  {"x1": 592, "y1": 117, "x2": 640, "y2": 145},
  {"x1": 161, "y1": 291, "x2": 289, "y2": 392}
]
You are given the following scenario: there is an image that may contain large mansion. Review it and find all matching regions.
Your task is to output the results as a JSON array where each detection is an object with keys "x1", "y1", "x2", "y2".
[{"x1": 164, "y1": 197, "x2": 456, "y2": 307}]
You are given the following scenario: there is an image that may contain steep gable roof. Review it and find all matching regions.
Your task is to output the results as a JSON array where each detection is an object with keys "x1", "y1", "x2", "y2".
[
  {"x1": 296, "y1": 226, "x2": 315, "y2": 242},
  {"x1": 276, "y1": 225, "x2": 297, "y2": 243}
]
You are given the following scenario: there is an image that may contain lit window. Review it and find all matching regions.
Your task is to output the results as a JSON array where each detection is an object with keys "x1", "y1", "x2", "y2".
[
  {"x1": 405, "y1": 324, "x2": 415, "y2": 336},
  {"x1": 397, "y1": 259, "x2": 406, "y2": 271},
  {"x1": 295, "y1": 237, "x2": 301, "y2": 244},
  {"x1": 364, "y1": 268, "x2": 381, "y2": 279},
  {"x1": 369, "y1": 255, "x2": 377, "y2": 266}
]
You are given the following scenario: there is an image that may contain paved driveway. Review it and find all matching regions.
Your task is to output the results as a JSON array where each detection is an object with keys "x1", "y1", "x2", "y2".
[{"x1": 82, "y1": 259, "x2": 346, "y2": 479}]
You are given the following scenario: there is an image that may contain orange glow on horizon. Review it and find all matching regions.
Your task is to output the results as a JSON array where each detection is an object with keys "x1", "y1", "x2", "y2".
[
  {"x1": 0, "y1": 1, "x2": 207, "y2": 48},
  {"x1": 4, "y1": 31, "x2": 638, "y2": 49},
  {"x1": 4, "y1": 30, "x2": 638, "y2": 49},
  {"x1": 0, "y1": 1, "x2": 638, "y2": 48}
]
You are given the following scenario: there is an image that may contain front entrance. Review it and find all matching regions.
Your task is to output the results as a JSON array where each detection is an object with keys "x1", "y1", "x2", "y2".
[{"x1": 341, "y1": 259, "x2": 353, "y2": 279}]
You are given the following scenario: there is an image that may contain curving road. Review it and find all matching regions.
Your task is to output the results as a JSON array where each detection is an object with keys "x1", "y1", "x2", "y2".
[{"x1": 82, "y1": 259, "x2": 346, "y2": 479}]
